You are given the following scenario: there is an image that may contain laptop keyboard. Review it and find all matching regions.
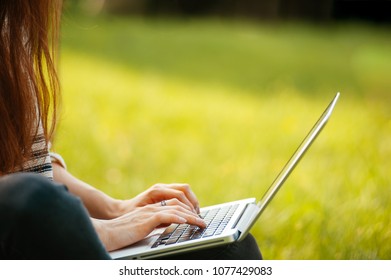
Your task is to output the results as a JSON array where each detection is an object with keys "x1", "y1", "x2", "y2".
[{"x1": 152, "y1": 204, "x2": 239, "y2": 248}]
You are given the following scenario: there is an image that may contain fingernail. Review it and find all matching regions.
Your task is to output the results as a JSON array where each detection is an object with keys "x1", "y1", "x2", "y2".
[
  {"x1": 179, "y1": 217, "x2": 187, "y2": 223},
  {"x1": 197, "y1": 218, "x2": 206, "y2": 227}
]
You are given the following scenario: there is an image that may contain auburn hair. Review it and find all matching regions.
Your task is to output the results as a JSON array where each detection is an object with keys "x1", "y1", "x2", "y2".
[{"x1": 0, "y1": 0, "x2": 63, "y2": 174}]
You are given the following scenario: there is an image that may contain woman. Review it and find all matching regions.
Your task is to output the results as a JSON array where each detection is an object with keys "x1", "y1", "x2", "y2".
[{"x1": 0, "y1": 0, "x2": 262, "y2": 260}]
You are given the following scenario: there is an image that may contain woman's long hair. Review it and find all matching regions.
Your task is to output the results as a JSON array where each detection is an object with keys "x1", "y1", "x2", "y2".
[{"x1": 0, "y1": 0, "x2": 62, "y2": 174}]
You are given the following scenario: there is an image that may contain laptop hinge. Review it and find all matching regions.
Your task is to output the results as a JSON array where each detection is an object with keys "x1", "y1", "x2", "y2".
[{"x1": 235, "y1": 203, "x2": 259, "y2": 242}]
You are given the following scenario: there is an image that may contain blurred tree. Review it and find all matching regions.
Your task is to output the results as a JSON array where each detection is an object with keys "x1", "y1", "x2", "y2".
[
  {"x1": 333, "y1": 0, "x2": 391, "y2": 23},
  {"x1": 103, "y1": 0, "x2": 334, "y2": 20},
  {"x1": 71, "y1": 0, "x2": 389, "y2": 23}
]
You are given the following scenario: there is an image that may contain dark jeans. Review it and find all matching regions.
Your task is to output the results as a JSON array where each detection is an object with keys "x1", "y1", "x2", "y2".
[
  {"x1": 0, "y1": 173, "x2": 262, "y2": 260},
  {"x1": 0, "y1": 173, "x2": 111, "y2": 259}
]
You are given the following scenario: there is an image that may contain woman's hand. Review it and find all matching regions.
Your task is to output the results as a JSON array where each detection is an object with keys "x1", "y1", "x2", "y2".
[
  {"x1": 119, "y1": 183, "x2": 201, "y2": 216},
  {"x1": 93, "y1": 199, "x2": 206, "y2": 252}
]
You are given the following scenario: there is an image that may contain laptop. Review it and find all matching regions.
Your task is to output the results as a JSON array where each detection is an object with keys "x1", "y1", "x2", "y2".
[{"x1": 110, "y1": 92, "x2": 340, "y2": 260}]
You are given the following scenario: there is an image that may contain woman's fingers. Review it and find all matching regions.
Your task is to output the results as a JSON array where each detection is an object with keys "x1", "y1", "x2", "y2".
[
  {"x1": 149, "y1": 183, "x2": 200, "y2": 214},
  {"x1": 129, "y1": 183, "x2": 201, "y2": 216},
  {"x1": 160, "y1": 198, "x2": 192, "y2": 212},
  {"x1": 155, "y1": 201, "x2": 206, "y2": 228},
  {"x1": 168, "y1": 183, "x2": 200, "y2": 214}
]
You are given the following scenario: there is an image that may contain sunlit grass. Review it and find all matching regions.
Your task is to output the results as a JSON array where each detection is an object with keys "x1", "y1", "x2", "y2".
[{"x1": 56, "y1": 15, "x2": 391, "y2": 259}]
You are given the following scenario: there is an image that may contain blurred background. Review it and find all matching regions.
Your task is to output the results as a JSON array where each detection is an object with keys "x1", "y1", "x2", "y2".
[{"x1": 56, "y1": 0, "x2": 391, "y2": 259}]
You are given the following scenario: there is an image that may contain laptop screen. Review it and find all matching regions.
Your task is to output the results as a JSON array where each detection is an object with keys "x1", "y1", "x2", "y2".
[{"x1": 257, "y1": 92, "x2": 340, "y2": 212}]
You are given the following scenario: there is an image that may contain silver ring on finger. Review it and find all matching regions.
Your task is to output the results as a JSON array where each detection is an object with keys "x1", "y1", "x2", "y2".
[{"x1": 160, "y1": 200, "x2": 167, "y2": 207}]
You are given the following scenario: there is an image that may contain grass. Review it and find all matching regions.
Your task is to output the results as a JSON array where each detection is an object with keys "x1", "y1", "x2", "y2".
[{"x1": 56, "y1": 14, "x2": 391, "y2": 259}]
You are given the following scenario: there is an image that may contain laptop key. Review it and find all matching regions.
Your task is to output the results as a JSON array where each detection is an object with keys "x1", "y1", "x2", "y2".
[
  {"x1": 190, "y1": 231, "x2": 204, "y2": 240},
  {"x1": 165, "y1": 236, "x2": 180, "y2": 245},
  {"x1": 159, "y1": 224, "x2": 178, "y2": 239}
]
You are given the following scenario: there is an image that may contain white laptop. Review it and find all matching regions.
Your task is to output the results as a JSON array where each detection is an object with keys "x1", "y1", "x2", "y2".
[{"x1": 110, "y1": 93, "x2": 340, "y2": 260}]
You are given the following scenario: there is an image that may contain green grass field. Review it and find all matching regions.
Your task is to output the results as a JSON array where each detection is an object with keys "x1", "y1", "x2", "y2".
[{"x1": 56, "y1": 14, "x2": 391, "y2": 259}]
